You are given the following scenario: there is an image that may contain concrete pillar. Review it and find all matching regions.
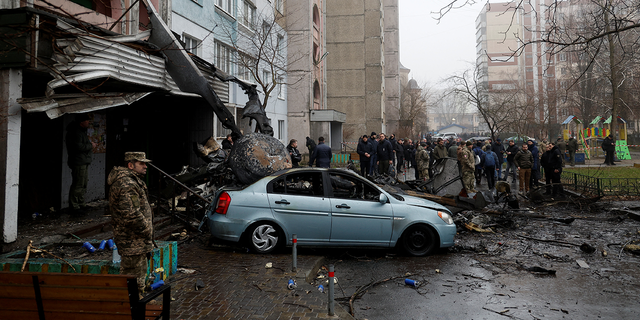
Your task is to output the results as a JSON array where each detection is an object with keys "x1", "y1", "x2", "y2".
[{"x1": 0, "y1": 69, "x2": 22, "y2": 244}]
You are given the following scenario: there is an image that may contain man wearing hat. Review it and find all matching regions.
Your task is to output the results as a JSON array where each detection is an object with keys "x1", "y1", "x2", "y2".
[
  {"x1": 65, "y1": 113, "x2": 96, "y2": 214},
  {"x1": 108, "y1": 152, "x2": 153, "y2": 295}
]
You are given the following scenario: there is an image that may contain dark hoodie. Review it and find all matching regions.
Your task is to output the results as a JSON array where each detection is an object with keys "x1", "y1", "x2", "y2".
[{"x1": 528, "y1": 140, "x2": 539, "y2": 168}]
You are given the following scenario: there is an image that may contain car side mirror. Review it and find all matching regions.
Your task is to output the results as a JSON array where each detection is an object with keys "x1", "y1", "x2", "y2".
[{"x1": 379, "y1": 193, "x2": 388, "y2": 204}]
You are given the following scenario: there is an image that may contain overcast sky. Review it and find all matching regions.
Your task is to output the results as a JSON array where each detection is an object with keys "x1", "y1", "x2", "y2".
[{"x1": 399, "y1": 0, "x2": 485, "y2": 88}]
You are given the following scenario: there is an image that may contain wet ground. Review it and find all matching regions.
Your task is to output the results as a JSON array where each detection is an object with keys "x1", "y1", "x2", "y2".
[
  {"x1": 316, "y1": 198, "x2": 640, "y2": 319},
  {"x1": 5, "y1": 158, "x2": 640, "y2": 319}
]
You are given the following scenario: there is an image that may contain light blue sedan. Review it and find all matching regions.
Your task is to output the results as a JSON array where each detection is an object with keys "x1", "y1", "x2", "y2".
[{"x1": 205, "y1": 168, "x2": 456, "y2": 256}]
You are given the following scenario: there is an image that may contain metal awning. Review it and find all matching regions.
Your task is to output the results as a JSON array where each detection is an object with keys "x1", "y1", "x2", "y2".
[
  {"x1": 310, "y1": 109, "x2": 346, "y2": 123},
  {"x1": 17, "y1": 19, "x2": 228, "y2": 118}
]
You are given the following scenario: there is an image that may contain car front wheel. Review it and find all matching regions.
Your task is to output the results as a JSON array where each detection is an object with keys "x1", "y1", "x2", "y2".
[
  {"x1": 248, "y1": 223, "x2": 281, "y2": 253},
  {"x1": 401, "y1": 224, "x2": 437, "y2": 256}
]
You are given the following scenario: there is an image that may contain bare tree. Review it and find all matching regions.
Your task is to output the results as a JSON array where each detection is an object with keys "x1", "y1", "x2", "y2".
[
  {"x1": 447, "y1": 64, "x2": 532, "y2": 139},
  {"x1": 218, "y1": 7, "x2": 303, "y2": 110},
  {"x1": 396, "y1": 80, "x2": 431, "y2": 138},
  {"x1": 438, "y1": 0, "x2": 640, "y2": 139}
]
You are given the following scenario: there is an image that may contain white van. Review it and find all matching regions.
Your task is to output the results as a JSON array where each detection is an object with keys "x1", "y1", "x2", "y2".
[{"x1": 434, "y1": 132, "x2": 458, "y2": 140}]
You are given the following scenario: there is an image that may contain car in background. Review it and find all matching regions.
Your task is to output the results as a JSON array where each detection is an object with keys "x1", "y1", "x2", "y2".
[
  {"x1": 205, "y1": 168, "x2": 457, "y2": 256},
  {"x1": 434, "y1": 132, "x2": 458, "y2": 141},
  {"x1": 505, "y1": 135, "x2": 535, "y2": 145}
]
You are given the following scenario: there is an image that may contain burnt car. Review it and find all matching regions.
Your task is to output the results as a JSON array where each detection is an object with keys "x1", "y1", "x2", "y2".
[{"x1": 205, "y1": 168, "x2": 456, "y2": 256}]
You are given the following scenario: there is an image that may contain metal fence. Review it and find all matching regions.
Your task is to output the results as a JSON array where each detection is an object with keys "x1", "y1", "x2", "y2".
[{"x1": 561, "y1": 171, "x2": 640, "y2": 196}]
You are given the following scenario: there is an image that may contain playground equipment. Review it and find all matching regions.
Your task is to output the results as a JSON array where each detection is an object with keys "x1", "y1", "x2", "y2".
[{"x1": 582, "y1": 115, "x2": 631, "y2": 160}]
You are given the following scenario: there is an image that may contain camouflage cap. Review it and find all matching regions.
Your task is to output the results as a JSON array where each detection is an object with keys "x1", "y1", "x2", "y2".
[{"x1": 124, "y1": 152, "x2": 152, "y2": 163}]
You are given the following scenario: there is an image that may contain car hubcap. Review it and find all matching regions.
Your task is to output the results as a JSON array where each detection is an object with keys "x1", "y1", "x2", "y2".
[
  {"x1": 252, "y1": 225, "x2": 278, "y2": 251},
  {"x1": 410, "y1": 231, "x2": 426, "y2": 248}
]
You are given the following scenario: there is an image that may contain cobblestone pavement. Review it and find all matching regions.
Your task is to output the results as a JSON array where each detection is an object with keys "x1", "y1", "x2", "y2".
[{"x1": 170, "y1": 239, "x2": 353, "y2": 319}]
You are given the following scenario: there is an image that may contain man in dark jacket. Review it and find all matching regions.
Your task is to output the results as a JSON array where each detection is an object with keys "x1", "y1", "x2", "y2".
[
  {"x1": 541, "y1": 143, "x2": 564, "y2": 197},
  {"x1": 306, "y1": 136, "x2": 316, "y2": 154},
  {"x1": 376, "y1": 133, "x2": 394, "y2": 175},
  {"x1": 287, "y1": 139, "x2": 302, "y2": 168},
  {"x1": 491, "y1": 138, "x2": 506, "y2": 180},
  {"x1": 66, "y1": 113, "x2": 96, "y2": 213},
  {"x1": 602, "y1": 134, "x2": 616, "y2": 165},
  {"x1": 388, "y1": 134, "x2": 398, "y2": 166},
  {"x1": 514, "y1": 143, "x2": 534, "y2": 193},
  {"x1": 369, "y1": 132, "x2": 378, "y2": 175},
  {"x1": 567, "y1": 137, "x2": 579, "y2": 166},
  {"x1": 504, "y1": 140, "x2": 519, "y2": 183},
  {"x1": 527, "y1": 140, "x2": 540, "y2": 186},
  {"x1": 357, "y1": 135, "x2": 373, "y2": 177},
  {"x1": 309, "y1": 137, "x2": 332, "y2": 168}
]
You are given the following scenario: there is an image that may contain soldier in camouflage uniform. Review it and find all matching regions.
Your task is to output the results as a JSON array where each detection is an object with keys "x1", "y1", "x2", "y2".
[
  {"x1": 416, "y1": 143, "x2": 430, "y2": 180},
  {"x1": 108, "y1": 152, "x2": 153, "y2": 295},
  {"x1": 458, "y1": 141, "x2": 477, "y2": 193}
]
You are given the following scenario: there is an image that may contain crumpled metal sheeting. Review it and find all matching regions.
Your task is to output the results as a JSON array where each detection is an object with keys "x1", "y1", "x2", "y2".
[{"x1": 228, "y1": 133, "x2": 292, "y2": 185}]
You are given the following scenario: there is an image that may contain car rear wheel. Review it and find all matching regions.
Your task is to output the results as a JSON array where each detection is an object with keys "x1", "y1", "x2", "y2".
[
  {"x1": 401, "y1": 224, "x2": 437, "y2": 256},
  {"x1": 248, "y1": 223, "x2": 281, "y2": 253}
]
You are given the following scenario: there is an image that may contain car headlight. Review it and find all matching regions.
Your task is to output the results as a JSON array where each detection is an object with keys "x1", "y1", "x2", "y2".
[{"x1": 438, "y1": 211, "x2": 454, "y2": 225}]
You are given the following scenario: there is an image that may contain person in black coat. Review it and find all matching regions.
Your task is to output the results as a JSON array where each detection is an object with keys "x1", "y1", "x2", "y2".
[
  {"x1": 602, "y1": 134, "x2": 616, "y2": 165},
  {"x1": 286, "y1": 139, "x2": 302, "y2": 168},
  {"x1": 376, "y1": 133, "x2": 394, "y2": 175},
  {"x1": 357, "y1": 135, "x2": 373, "y2": 177},
  {"x1": 540, "y1": 142, "x2": 564, "y2": 197},
  {"x1": 309, "y1": 137, "x2": 332, "y2": 168}
]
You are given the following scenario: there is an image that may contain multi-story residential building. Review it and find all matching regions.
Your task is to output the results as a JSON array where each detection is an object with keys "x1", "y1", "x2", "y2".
[
  {"x1": 324, "y1": 0, "x2": 401, "y2": 143},
  {"x1": 476, "y1": 1, "x2": 560, "y2": 136},
  {"x1": 0, "y1": 0, "x2": 289, "y2": 244},
  {"x1": 286, "y1": 0, "x2": 343, "y2": 149},
  {"x1": 172, "y1": 0, "x2": 289, "y2": 145}
]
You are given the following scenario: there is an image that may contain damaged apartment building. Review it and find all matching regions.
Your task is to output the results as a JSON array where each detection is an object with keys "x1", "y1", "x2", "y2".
[{"x1": 0, "y1": 0, "x2": 289, "y2": 245}]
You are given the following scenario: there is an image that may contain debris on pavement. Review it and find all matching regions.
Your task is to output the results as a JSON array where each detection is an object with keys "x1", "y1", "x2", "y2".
[
  {"x1": 576, "y1": 259, "x2": 590, "y2": 268},
  {"x1": 195, "y1": 279, "x2": 205, "y2": 290}
]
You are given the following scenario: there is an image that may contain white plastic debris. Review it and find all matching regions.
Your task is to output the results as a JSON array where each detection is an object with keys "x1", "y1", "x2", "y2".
[{"x1": 265, "y1": 262, "x2": 273, "y2": 269}]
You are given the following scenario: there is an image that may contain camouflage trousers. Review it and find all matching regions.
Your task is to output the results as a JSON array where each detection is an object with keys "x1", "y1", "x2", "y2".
[
  {"x1": 121, "y1": 254, "x2": 148, "y2": 295},
  {"x1": 419, "y1": 167, "x2": 429, "y2": 180},
  {"x1": 462, "y1": 169, "x2": 476, "y2": 192}
]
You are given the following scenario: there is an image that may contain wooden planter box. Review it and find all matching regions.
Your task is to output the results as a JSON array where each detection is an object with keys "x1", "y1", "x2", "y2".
[{"x1": 0, "y1": 240, "x2": 177, "y2": 285}]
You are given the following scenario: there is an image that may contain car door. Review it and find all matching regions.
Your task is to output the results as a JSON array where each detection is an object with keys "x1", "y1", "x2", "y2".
[
  {"x1": 328, "y1": 172, "x2": 394, "y2": 245},
  {"x1": 267, "y1": 171, "x2": 332, "y2": 244}
]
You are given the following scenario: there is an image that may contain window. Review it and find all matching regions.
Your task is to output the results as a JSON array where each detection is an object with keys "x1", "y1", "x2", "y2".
[
  {"x1": 240, "y1": 1, "x2": 255, "y2": 27},
  {"x1": 278, "y1": 76, "x2": 285, "y2": 99},
  {"x1": 278, "y1": 120, "x2": 285, "y2": 140},
  {"x1": 526, "y1": 67, "x2": 533, "y2": 73},
  {"x1": 237, "y1": 54, "x2": 255, "y2": 81},
  {"x1": 329, "y1": 173, "x2": 380, "y2": 201},
  {"x1": 559, "y1": 53, "x2": 567, "y2": 61},
  {"x1": 182, "y1": 34, "x2": 201, "y2": 57},
  {"x1": 263, "y1": 70, "x2": 271, "y2": 86},
  {"x1": 276, "y1": 34, "x2": 284, "y2": 56},
  {"x1": 216, "y1": 42, "x2": 232, "y2": 73},
  {"x1": 269, "y1": 172, "x2": 325, "y2": 196},
  {"x1": 216, "y1": 0, "x2": 232, "y2": 14}
]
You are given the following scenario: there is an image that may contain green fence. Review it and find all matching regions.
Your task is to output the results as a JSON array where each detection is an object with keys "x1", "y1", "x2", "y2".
[{"x1": 561, "y1": 171, "x2": 640, "y2": 196}]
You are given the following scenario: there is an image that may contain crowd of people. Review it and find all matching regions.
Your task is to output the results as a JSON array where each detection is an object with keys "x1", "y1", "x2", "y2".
[{"x1": 284, "y1": 132, "x2": 623, "y2": 199}]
